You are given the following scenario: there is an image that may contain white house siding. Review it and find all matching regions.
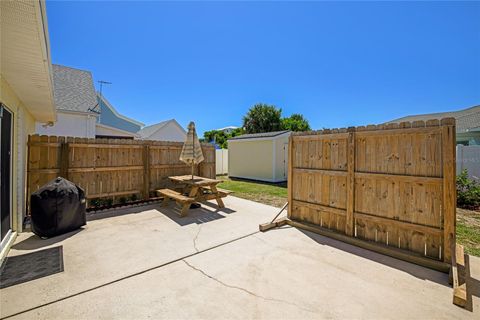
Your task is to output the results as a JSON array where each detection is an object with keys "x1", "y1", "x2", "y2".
[
  {"x1": 228, "y1": 139, "x2": 274, "y2": 182},
  {"x1": 36, "y1": 111, "x2": 97, "y2": 138},
  {"x1": 457, "y1": 145, "x2": 480, "y2": 181},
  {"x1": 148, "y1": 123, "x2": 187, "y2": 142}
]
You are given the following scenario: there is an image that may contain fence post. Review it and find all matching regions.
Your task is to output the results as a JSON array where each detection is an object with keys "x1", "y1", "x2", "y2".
[
  {"x1": 143, "y1": 144, "x2": 150, "y2": 200},
  {"x1": 59, "y1": 138, "x2": 69, "y2": 180},
  {"x1": 441, "y1": 117, "x2": 456, "y2": 263},
  {"x1": 345, "y1": 128, "x2": 356, "y2": 236},
  {"x1": 287, "y1": 135, "x2": 293, "y2": 219}
]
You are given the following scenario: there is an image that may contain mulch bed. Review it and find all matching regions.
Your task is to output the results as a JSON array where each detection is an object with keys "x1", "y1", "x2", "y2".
[{"x1": 86, "y1": 198, "x2": 162, "y2": 213}]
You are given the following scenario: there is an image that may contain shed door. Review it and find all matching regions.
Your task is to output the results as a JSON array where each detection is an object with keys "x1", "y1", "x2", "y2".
[
  {"x1": 283, "y1": 143, "x2": 288, "y2": 179},
  {"x1": 0, "y1": 104, "x2": 13, "y2": 245}
]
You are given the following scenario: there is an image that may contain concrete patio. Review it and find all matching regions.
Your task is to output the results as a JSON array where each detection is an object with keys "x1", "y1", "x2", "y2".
[{"x1": 1, "y1": 196, "x2": 478, "y2": 319}]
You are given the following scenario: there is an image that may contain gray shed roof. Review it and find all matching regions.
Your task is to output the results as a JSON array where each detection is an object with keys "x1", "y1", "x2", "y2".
[
  {"x1": 386, "y1": 105, "x2": 480, "y2": 133},
  {"x1": 229, "y1": 130, "x2": 291, "y2": 140},
  {"x1": 52, "y1": 64, "x2": 97, "y2": 113}
]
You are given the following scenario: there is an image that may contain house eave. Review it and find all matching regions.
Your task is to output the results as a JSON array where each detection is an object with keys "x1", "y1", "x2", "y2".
[{"x1": 0, "y1": 0, "x2": 56, "y2": 122}]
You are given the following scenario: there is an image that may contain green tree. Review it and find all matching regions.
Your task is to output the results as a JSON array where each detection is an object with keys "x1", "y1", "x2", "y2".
[
  {"x1": 281, "y1": 113, "x2": 311, "y2": 132},
  {"x1": 230, "y1": 127, "x2": 245, "y2": 137},
  {"x1": 242, "y1": 103, "x2": 282, "y2": 134},
  {"x1": 203, "y1": 130, "x2": 216, "y2": 143},
  {"x1": 203, "y1": 129, "x2": 239, "y2": 149}
]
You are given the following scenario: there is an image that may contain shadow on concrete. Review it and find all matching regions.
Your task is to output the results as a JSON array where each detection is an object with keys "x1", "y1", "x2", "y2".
[
  {"x1": 201, "y1": 201, "x2": 236, "y2": 214},
  {"x1": 298, "y1": 229, "x2": 450, "y2": 287},
  {"x1": 226, "y1": 176, "x2": 287, "y2": 188},
  {"x1": 86, "y1": 202, "x2": 162, "y2": 222},
  {"x1": 12, "y1": 229, "x2": 83, "y2": 251},
  {"x1": 158, "y1": 204, "x2": 234, "y2": 226}
]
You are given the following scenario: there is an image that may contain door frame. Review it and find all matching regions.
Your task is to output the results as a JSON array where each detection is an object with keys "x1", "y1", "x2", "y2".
[{"x1": 0, "y1": 102, "x2": 13, "y2": 252}]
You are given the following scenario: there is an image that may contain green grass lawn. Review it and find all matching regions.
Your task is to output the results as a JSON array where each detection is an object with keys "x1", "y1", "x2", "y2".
[
  {"x1": 457, "y1": 208, "x2": 480, "y2": 257},
  {"x1": 217, "y1": 176, "x2": 287, "y2": 208}
]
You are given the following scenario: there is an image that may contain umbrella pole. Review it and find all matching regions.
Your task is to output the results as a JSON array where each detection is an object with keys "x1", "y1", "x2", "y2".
[{"x1": 191, "y1": 163, "x2": 194, "y2": 180}]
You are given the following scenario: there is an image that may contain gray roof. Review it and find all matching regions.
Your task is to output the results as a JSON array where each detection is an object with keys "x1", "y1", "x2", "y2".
[
  {"x1": 229, "y1": 130, "x2": 291, "y2": 140},
  {"x1": 387, "y1": 105, "x2": 480, "y2": 133},
  {"x1": 52, "y1": 64, "x2": 97, "y2": 113}
]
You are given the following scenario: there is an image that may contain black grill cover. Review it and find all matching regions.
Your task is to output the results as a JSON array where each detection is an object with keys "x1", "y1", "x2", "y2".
[{"x1": 31, "y1": 177, "x2": 86, "y2": 238}]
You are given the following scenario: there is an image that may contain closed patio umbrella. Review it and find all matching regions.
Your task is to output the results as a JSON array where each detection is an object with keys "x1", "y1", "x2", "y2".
[{"x1": 180, "y1": 121, "x2": 204, "y2": 179}]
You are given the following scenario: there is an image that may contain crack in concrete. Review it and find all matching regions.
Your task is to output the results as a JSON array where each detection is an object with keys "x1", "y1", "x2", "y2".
[
  {"x1": 182, "y1": 260, "x2": 317, "y2": 314},
  {"x1": 193, "y1": 224, "x2": 202, "y2": 252}
]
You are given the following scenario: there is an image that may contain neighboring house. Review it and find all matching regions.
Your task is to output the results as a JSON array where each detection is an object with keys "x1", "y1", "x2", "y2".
[
  {"x1": 228, "y1": 131, "x2": 291, "y2": 182},
  {"x1": 1, "y1": 0, "x2": 56, "y2": 259},
  {"x1": 96, "y1": 94, "x2": 144, "y2": 139},
  {"x1": 386, "y1": 105, "x2": 480, "y2": 145},
  {"x1": 36, "y1": 64, "x2": 98, "y2": 138},
  {"x1": 216, "y1": 126, "x2": 239, "y2": 134},
  {"x1": 137, "y1": 119, "x2": 187, "y2": 142}
]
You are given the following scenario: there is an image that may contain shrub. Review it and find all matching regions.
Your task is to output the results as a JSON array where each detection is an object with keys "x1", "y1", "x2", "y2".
[
  {"x1": 104, "y1": 198, "x2": 113, "y2": 207},
  {"x1": 90, "y1": 198, "x2": 102, "y2": 208},
  {"x1": 456, "y1": 169, "x2": 480, "y2": 208},
  {"x1": 129, "y1": 194, "x2": 138, "y2": 202},
  {"x1": 119, "y1": 197, "x2": 127, "y2": 204}
]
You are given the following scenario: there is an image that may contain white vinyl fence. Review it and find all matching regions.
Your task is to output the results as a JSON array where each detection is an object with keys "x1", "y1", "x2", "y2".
[
  {"x1": 216, "y1": 149, "x2": 228, "y2": 175},
  {"x1": 456, "y1": 145, "x2": 480, "y2": 181}
]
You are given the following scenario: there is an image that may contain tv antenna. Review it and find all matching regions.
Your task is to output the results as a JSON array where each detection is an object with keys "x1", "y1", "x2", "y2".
[
  {"x1": 89, "y1": 80, "x2": 112, "y2": 114},
  {"x1": 98, "y1": 80, "x2": 112, "y2": 98}
]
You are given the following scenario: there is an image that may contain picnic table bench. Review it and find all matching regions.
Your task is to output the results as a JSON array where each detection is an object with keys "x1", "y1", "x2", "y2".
[{"x1": 156, "y1": 175, "x2": 231, "y2": 217}]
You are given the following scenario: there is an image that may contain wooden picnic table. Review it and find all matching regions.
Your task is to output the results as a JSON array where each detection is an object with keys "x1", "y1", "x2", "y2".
[{"x1": 156, "y1": 175, "x2": 231, "y2": 217}]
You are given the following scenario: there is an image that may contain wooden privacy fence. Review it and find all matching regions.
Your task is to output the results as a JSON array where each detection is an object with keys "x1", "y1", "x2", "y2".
[
  {"x1": 27, "y1": 135, "x2": 215, "y2": 208},
  {"x1": 288, "y1": 118, "x2": 456, "y2": 264}
]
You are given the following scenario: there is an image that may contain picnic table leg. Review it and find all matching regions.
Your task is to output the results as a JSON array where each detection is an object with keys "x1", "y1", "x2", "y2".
[
  {"x1": 162, "y1": 196, "x2": 170, "y2": 207},
  {"x1": 179, "y1": 186, "x2": 199, "y2": 217},
  {"x1": 210, "y1": 185, "x2": 225, "y2": 208},
  {"x1": 189, "y1": 186, "x2": 199, "y2": 198},
  {"x1": 180, "y1": 203, "x2": 190, "y2": 217}
]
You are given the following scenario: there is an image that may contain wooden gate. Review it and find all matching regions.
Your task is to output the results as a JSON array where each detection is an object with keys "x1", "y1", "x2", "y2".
[{"x1": 288, "y1": 118, "x2": 456, "y2": 264}]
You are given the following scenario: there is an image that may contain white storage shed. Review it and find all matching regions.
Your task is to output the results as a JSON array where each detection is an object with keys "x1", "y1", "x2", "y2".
[{"x1": 227, "y1": 130, "x2": 291, "y2": 182}]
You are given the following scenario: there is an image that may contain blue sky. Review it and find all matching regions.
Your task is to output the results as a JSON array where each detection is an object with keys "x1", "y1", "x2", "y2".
[{"x1": 46, "y1": 1, "x2": 480, "y2": 135}]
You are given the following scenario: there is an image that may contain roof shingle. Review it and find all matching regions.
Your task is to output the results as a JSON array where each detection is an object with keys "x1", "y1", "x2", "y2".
[
  {"x1": 386, "y1": 105, "x2": 480, "y2": 133},
  {"x1": 52, "y1": 64, "x2": 97, "y2": 113}
]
